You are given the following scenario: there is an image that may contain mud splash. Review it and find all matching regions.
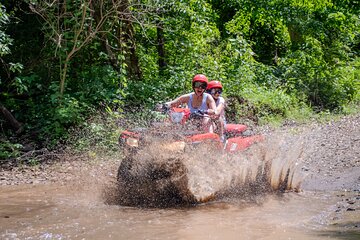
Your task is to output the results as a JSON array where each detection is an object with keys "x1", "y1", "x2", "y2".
[{"x1": 110, "y1": 129, "x2": 307, "y2": 207}]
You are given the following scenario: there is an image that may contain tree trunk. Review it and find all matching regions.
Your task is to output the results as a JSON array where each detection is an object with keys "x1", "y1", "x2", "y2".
[
  {"x1": 119, "y1": 0, "x2": 142, "y2": 80},
  {"x1": 157, "y1": 21, "x2": 167, "y2": 74},
  {"x1": 0, "y1": 103, "x2": 23, "y2": 133},
  {"x1": 91, "y1": 1, "x2": 120, "y2": 70}
]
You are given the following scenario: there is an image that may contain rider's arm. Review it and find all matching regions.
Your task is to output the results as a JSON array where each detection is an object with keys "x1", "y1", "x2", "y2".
[
  {"x1": 212, "y1": 103, "x2": 224, "y2": 116},
  {"x1": 206, "y1": 96, "x2": 217, "y2": 114},
  {"x1": 214, "y1": 98, "x2": 225, "y2": 116},
  {"x1": 207, "y1": 98, "x2": 225, "y2": 116},
  {"x1": 165, "y1": 94, "x2": 190, "y2": 108}
]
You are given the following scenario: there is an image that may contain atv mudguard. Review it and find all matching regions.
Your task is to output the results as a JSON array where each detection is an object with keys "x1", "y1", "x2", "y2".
[{"x1": 225, "y1": 135, "x2": 264, "y2": 153}]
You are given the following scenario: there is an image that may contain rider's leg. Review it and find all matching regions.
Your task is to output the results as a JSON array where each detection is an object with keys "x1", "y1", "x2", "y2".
[
  {"x1": 219, "y1": 117, "x2": 226, "y2": 142},
  {"x1": 219, "y1": 119, "x2": 226, "y2": 142},
  {"x1": 203, "y1": 117, "x2": 213, "y2": 133}
]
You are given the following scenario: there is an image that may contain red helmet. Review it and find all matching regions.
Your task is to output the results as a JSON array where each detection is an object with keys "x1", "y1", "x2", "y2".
[
  {"x1": 192, "y1": 74, "x2": 208, "y2": 85},
  {"x1": 207, "y1": 80, "x2": 223, "y2": 90}
]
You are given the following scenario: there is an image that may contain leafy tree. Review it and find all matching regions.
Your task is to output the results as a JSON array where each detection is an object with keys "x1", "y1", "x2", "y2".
[{"x1": 0, "y1": 3, "x2": 24, "y2": 133}]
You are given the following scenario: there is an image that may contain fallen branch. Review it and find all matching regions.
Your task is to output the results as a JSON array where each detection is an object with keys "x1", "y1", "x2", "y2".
[{"x1": 0, "y1": 103, "x2": 23, "y2": 133}]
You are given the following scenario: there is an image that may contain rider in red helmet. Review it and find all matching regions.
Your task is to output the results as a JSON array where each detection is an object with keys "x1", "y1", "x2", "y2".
[
  {"x1": 207, "y1": 80, "x2": 226, "y2": 142},
  {"x1": 163, "y1": 74, "x2": 216, "y2": 132}
]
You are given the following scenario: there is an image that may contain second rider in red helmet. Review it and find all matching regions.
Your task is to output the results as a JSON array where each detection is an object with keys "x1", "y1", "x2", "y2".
[
  {"x1": 164, "y1": 74, "x2": 216, "y2": 132},
  {"x1": 207, "y1": 80, "x2": 226, "y2": 142}
]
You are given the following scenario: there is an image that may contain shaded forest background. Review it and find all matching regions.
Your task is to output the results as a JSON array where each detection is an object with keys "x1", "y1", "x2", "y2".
[{"x1": 1, "y1": 0, "x2": 359, "y2": 162}]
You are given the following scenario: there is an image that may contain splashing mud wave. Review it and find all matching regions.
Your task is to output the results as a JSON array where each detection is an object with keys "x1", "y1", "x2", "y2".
[{"x1": 110, "y1": 131, "x2": 306, "y2": 207}]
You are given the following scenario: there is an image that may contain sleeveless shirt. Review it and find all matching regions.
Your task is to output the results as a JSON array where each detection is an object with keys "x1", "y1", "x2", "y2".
[{"x1": 187, "y1": 93, "x2": 210, "y2": 113}]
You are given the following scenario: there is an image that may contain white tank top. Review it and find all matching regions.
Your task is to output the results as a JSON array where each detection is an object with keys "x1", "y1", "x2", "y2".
[
  {"x1": 215, "y1": 96, "x2": 225, "y2": 117},
  {"x1": 187, "y1": 93, "x2": 210, "y2": 113}
]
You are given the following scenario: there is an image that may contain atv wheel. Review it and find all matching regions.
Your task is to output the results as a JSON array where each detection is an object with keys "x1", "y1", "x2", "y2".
[{"x1": 117, "y1": 157, "x2": 135, "y2": 182}]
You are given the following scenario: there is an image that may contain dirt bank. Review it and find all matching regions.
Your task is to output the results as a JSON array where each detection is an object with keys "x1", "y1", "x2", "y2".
[{"x1": 295, "y1": 114, "x2": 360, "y2": 191}]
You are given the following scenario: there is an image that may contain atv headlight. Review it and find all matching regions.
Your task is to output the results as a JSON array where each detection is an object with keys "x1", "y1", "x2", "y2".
[
  {"x1": 126, "y1": 137, "x2": 139, "y2": 147},
  {"x1": 163, "y1": 141, "x2": 186, "y2": 152}
]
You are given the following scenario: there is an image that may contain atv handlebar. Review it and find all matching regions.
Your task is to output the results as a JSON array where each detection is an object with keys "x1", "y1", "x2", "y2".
[
  {"x1": 155, "y1": 103, "x2": 210, "y2": 123},
  {"x1": 155, "y1": 103, "x2": 170, "y2": 113},
  {"x1": 189, "y1": 110, "x2": 209, "y2": 119}
]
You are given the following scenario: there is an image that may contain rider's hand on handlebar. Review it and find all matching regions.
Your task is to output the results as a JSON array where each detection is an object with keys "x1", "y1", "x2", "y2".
[
  {"x1": 196, "y1": 110, "x2": 208, "y2": 115},
  {"x1": 190, "y1": 110, "x2": 209, "y2": 119},
  {"x1": 208, "y1": 109, "x2": 215, "y2": 115},
  {"x1": 155, "y1": 103, "x2": 170, "y2": 112}
]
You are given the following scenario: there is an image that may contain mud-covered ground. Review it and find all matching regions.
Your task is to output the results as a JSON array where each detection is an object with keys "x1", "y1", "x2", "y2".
[{"x1": 297, "y1": 114, "x2": 360, "y2": 192}]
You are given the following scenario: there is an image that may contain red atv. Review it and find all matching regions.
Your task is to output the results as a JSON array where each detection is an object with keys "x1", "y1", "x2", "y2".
[
  {"x1": 116, "y1": 107, "x2": 264, "y2": 206},
  {"x1": 119, "y1": 107, "x2": 263, "y2": 154}
]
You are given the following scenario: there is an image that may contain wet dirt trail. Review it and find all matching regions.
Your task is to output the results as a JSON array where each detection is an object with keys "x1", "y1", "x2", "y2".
[
  {"x1": 0, "y1": 183, "x2": 358, "y2": 240},
  {"x1": 0, "y1": 114, "x2": 359, "y2": 239}
]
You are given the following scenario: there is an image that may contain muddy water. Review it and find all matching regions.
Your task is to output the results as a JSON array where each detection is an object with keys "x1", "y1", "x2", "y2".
[
  {"x1": 1, "y1": 122, "x2": 360, "y2": 239},
  {"x1": 0, "y1": 182, "x2": 358, "y2": 240}
]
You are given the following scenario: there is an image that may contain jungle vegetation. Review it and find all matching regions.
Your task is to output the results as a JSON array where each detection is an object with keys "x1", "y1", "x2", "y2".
[{"x1": 1, "y1": 0, "x2": 359, "y2": 161}]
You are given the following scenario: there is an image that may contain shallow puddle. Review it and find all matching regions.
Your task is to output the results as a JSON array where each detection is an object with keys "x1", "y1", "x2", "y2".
[{"x1": 0, "y1": 183, "x2": 359, "y2": 240}]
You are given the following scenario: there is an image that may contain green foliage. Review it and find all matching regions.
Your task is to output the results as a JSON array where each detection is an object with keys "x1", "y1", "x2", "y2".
[
  {"x1": 0, "y1": 0, "x2": 359, "y2": 164},
  {"x1": 233, "y1": 82, "x2": 307, "y2": 120},
  {"x1": 279, "y1": 40, "x2": 359, "y2": 110},
  {"x1": 27, "y1": 65, "x2": 124, "y2": 145},
  {"x1": 0, "y1": 3, "x2": 24, "y2": 83},
  {"x1": 0, "y1": 140, "x2": 22, "y2": 160},
  {"x1": 0, "y1": 64, "x2": 125, "y2": 148},
  {"x1": 132, "y1": 0, "x2": 222, "y2": 106},
  {"x1": 0, "y1": 3, "x2": 11, "y2": 57},
  {"x1": 216, "y1": 36, "x2": 255, "y2": 84},
  {"x1": 67, "y1": 114, "x2": 120, "y2": 154},
  {"x1": 32, "y1": 94, "x2": 89, "y2": 145},
  {"x1": 69, "y1": 64, "x2": 125, "y2": 106}
]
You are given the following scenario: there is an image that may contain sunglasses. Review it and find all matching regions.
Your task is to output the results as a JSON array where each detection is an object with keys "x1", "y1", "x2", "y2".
[
  {"x1": 210, "y1": 88, "x2": 222, "y2": 95},
  {"x1": 193, "y1": 81, "x2": 207, "y2": 89}
]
